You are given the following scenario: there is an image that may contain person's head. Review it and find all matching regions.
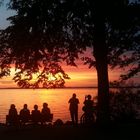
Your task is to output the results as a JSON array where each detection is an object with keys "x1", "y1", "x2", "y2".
[
  {"x1": 72, "y1": 93, "x2": 76, "y2": 98},
  {"x1": 43, "y1": 102, "x2": 48, "y2": 108},
  {"x1": 87, "y1": 94, "x2": 91, "y2": 100},
  {"x1": 34, "y1": 104, "x2": 38, "y2": 110},
  {"x1": 24, "y1": 104, "x2": 28, "y2": 109},
  {"x1": 10, "y1": 104, "x2": 15, "y2": 109}
]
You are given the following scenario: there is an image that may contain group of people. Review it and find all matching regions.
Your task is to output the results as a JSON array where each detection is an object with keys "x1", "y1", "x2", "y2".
[
  {"x1": 68, "y1": 93, "x2": 96, "y2": 125},
  {"x1": 7, "y1": 103, "x2": 53, "y2": 126},
  {"x1": 7, "y1": 93, "x2": 95, "y2": 126}
]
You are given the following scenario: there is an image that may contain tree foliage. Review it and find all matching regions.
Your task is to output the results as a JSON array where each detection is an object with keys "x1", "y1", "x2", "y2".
[
  {"x1": 0, "y1": 0, "x2": 140, "y2": 124},
  {"x1": 0, "y1": 0, "x2": 72, "y2": 88},
  {"x1": 110, "y1": 88, "x2": 140, "y2": 122},
  {"x1": 0, "y1": 0, "x2": 140, "y2": 88}
]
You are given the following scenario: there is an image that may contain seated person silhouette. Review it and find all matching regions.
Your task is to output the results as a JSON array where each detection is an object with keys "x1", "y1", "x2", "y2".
[
  {"x1": 41, "y1": 103, "x2": 53, "y2": 124},
  {"x1": 31, "y1": 104, "x2": 41, "y2": 124},
  {"x1": 19, "y1": 104, "x2": 30, "y2": 125},
  {"x1": 83, "y1": 94, "x2": 94, "y2": 123},
  {"x1": 7, "y1": 104, "x2": 19, "y2": 126}
]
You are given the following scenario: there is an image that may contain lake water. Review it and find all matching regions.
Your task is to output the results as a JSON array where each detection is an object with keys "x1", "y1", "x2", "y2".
[{"x1": 0, "y1": 88, "x2": 98, "y2": 123}]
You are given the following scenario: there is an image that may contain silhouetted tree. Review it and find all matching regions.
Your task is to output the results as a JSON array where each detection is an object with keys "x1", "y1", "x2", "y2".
[
  {"x1": 0, "y1": 0, "x2": 140, "y2": 125},
  {"x1": 0, "y1": 0, "x2": 71, "y2": 88}
]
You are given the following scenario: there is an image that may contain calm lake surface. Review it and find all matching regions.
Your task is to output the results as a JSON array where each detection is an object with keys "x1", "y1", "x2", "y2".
[{"x1": 0, "y1": 88, "x2": 98, "y2": 123}]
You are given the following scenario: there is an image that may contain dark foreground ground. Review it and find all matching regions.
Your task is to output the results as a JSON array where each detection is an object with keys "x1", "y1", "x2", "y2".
[{"x1": 0, "y1": 123, "x2": 139, "y2": 140}]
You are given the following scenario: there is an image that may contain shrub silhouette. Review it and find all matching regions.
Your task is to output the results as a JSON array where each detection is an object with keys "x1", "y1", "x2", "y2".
[{"x1": 110, "y1": 89, "x2": 140, "y2": 123}]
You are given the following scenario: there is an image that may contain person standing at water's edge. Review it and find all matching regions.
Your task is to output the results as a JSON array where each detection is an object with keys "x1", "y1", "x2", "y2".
[
  {"x1": 68, "y1": 93, "x2": 79, "y2": 125},
  {"x1": 82, "y1": 94, "x2": 95, "y2": 124}
]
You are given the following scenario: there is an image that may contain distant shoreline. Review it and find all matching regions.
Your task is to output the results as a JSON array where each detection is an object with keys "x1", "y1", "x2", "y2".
[{"x1": 0, "y1": 86, "x2": 140, "y2": 89}]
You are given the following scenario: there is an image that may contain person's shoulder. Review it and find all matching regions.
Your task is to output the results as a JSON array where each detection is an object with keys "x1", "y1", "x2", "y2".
[
  {"x1": 76, "y1": 98, "x2": 79, "y2": 102},
  {"x1": 27, "y1": 109, "x2": 30, "y2": 112},
  {"x1": 69, "y1": 98, "x2": 72, "y2": 102},
  {"x1": 20, "y1": 109, "x2": 23, "y2": 112},
  {"x1": 84, "y1": 100, "x2": 87, "y2": 103}
]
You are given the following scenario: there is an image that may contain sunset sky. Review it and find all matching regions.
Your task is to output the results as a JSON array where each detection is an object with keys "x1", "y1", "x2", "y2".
[
  {"x1": 0, "y1": 47, "x2": 125, "y2": 88},
  {"x1": 0, "y1": 61, "x2": 123, "y2": 88},
  {"x1": 0, "y1": 1, "x2": 139, "y2": 88}
]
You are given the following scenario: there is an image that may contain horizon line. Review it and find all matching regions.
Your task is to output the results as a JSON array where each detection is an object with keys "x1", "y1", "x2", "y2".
[{"x1": 0, "y1": 86, "x2": 140, "y2": 89}]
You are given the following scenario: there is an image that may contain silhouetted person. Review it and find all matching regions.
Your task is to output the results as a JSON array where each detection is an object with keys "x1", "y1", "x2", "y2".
[
  {"x1": 68, "y1": 93, "x2": 79, "y2": 125},
  {"x1": 31, "y1": 104, "x2": 41, "y2": 124},
  {"x1": 41, "y1": 102, "x2": 52, "y2": 124},
  {"x1": 83, "y1": 94, "x2": 94, "y2": 123},
  {"x1": 19, "y1": 104, "x2": 30, "y2": 125},
  {"x1": 7, "y1": 104, "x2": 19, "y2": 126}
]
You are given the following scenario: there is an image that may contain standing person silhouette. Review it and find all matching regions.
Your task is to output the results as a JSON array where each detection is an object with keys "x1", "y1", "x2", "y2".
[
  {"x1": 68, "y1": 93, "x2": 79, "y2": 125},
  {"x1": 83, "y1": 94, "x2": 94, "y2": 124}
]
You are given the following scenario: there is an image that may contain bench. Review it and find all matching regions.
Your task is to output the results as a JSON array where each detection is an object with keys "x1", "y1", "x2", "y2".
[{"x1": 6, "y1": 114, "x2": 53, "y2": 126}]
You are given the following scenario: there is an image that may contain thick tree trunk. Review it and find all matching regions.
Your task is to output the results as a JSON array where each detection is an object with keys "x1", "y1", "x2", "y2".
[
  {"x1": 95, "y1": 51, "x2": 110, "y2": 125},
  {"x1": 93, "y1": 16, "x2": 110, "y2": 126}
]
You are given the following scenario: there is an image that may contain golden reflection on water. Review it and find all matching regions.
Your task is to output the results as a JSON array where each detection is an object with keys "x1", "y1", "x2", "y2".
[{"x1": 0, "y1": 88, "x2": 97, "y2": 123}]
